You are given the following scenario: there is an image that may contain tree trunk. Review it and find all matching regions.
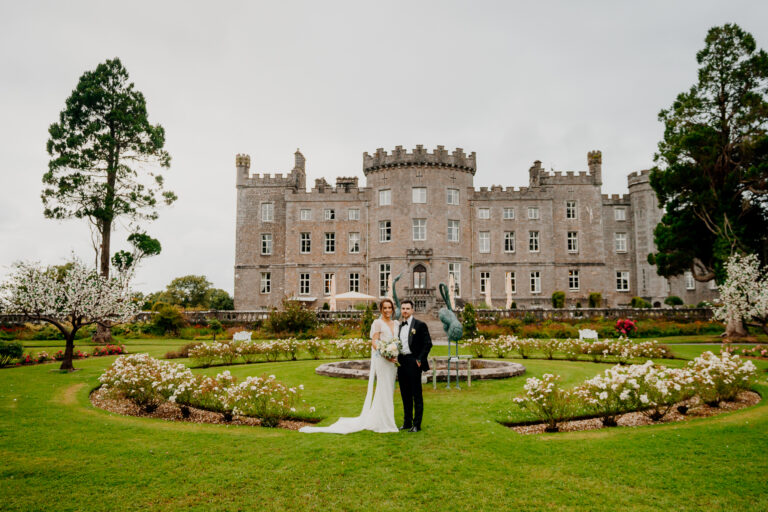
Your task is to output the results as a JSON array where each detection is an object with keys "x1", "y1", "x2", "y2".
[
  {"x1": 59, "y1": 334, "x2": 76, "y2": 371},
  {"x1": 93, "y1": 215, "x2": 114, "y2": 344},
  {"x1": 724, "y1": 317, "x2": 748, "y2": 339},
  {"x1": 92, "y1": 322, "x2": 113, "y2": 344}
]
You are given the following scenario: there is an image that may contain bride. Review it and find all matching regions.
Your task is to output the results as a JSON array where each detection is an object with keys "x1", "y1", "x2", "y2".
[{"x1": 300, "y1": 298, "x2": 398, "y2": 434}]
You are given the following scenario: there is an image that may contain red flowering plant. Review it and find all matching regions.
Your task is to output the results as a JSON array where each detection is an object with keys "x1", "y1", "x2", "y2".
[
  {"x1": 54, "y1": 350, "x2": 89, "y2": 361},
  {"x1": 93, "y1": 344, "x2": 126, "y2": 357},
  {"x1": 615, "y1": 318, "x2": 637, "y2": 337}
]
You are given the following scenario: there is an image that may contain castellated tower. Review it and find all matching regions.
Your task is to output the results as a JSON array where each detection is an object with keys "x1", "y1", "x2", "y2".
[
  {"x1": 234, "y1": 150, "x2": 306, "y2": 309},
  {"x1": 363, "y1": 145, "x2": 476, "y2": 305}
]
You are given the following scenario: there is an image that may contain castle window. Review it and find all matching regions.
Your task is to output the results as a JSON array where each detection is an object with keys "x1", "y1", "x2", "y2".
[
  {"x1": 261, "y1": 234, "x2": 272, "y2": 255},
  {"x1": 684, "y1": 271, "x2": 695, "y2": 290},
  {"x1": 503, "y1": 207, "x2": 515, "y2": 220},
  {"x1": 379, "y1": 189, "x2": 391, "y2": 206},
  {"x1": 299, "y1": 273, "x2": 310, "y2": 295},
  {"x1": 413, "y1": 264, "x2": 426, "y2": 289},
  {"x1": 528, "y1": 207, "x2": 539, "y2": 220},
  {"x1": 614, "y1": 232, "x2": 627, "y2": 253},
  {"x1": 567, "y1": 231, "x2": 578, "y2": 253},
  {"x1": 300, "y1": 232, "x2": 311, "y2": 254},
  {"x1": 348, "y1": 208, "x2": 360, "y2": 221},
  {"x1": 260, "y1": 272, "x2": 271, "y2": 294},
  {"x1": 615, "y1": 208, "x2": 626, "y2": 221},
  {"x1": 412, "y1": 219, "x2": 426, "y2": 241},
  {"x1": 447, "y1": 220, "x2": 459, "y2": 242},
  {"x1": 324, "y1": 208, "x2": 335, "y2": 221},
  {"x1": 569, "y1": 270, "x2": 580, "y2": 291},
  {"x1": 349, "y1": 232, "x2": 360, "y2": 253},
  {"x1": 504, "y1": 232, "x2": 515, "y2": 253},
  {"x1": 480, "y1": 272, "x2": 490, "y2": 294},
  {"x1": 349, "y1": 272, "x2": 360, "y2": 293},
  {"x1": 566, "y1": 201, "x2": 577, "y2": 219},
  {"x1": 379, "y1": 263, "x2": 391, "y2": 297},
  {"x1": 479, "y1": 232, "x2": 490, "y2": 253},
  {"x1": 506, "y1": 271, "x2": 516, "y2": 294},
  {"x1": 478, "y1": 208, "x2": 490, "y2": 220},
  {"x1": 324, "y1": 232, "x2": 336, "y2": 253},
  {"x1": 300, "y1": 209, "x2": 312, "y2": 221},
  {"x1": 379, "y1": 220, "x2": 391, "y2": 242},
  {"x1": 448, "y1": 263, "x2": 461, "y2": 297},
  {"x1": 412, "y1": 187, "x2": 427, "y2": 204},
  {"x1": 447, "y1": 188, "x2": 459, "y2": 205},
  {"x1": 528, "y1": 231, "x2": 540, "y2": 252},
  {"x1": 530, "y1": 271, "x2": 541, "y2": 293},
  {"x1": 261, "y1": 203, "x2": 274, "y2": 222},
  {"x1": 616, "y1": 271, "x2": 630, "y2": 291},
  {"x1": 324, "y1": 273, "x2": 335, "y2": 295}
]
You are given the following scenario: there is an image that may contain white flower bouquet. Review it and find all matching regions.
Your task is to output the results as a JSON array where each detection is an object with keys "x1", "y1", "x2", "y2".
[{"x1": 375, "y1": 335, "x2": 402, "y2": 363}]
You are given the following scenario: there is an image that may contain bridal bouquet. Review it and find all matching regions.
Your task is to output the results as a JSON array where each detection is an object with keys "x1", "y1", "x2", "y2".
[{"x1": 376, "y1": 336, "x2": 402, "y2": 364}]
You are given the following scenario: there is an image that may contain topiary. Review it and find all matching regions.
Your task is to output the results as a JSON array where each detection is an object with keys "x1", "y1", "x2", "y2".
[
  {"x1": 588, "y1": 292, "x2": 602, "y2": 308},
  {"x1": 664, "y1": 295, "x2": 683, "y2": 306},
  {"x1": 0, "y1": 341, "x2": 23, "y2": 367},
  {"x1": 551, "y1": 291, "x2": 566, "y2": 309},
  {"x1": 360, "y1": 303, "x2": 375, "y2": 339},
  {"x1": 630, "y1": 296, "x2": 651, "y2": 308}
]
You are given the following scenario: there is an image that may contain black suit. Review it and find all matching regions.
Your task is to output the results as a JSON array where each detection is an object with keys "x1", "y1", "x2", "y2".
[{"x1": 396, "y1": 317, "x2": 432, "y2": 429}]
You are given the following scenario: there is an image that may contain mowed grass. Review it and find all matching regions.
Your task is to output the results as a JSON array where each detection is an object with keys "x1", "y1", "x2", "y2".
[{"x1": 1, "y1": 338, "x2": 767, "y2": 511}]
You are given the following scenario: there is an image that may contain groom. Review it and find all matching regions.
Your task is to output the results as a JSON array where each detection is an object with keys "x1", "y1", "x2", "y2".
[{"x1": 397, "y1": 299, "x2": 432, "y2": 432}]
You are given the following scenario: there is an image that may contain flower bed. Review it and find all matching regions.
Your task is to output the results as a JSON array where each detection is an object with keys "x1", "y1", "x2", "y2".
[
  {"x1": 13, "y1": 345, "x2": 127, "y2": 366},
  {"x1": 188, "y1": 337, "x2": 371, "y2": 367},
  {"x1": 740, "y1": 345, "x2": 768, "y2": 359},
  {"x1": 97, "y1": 354, "x2": 316, "y2": 428},
  {"x1": 463, "y1": 335, "x2": 670, "y2": 362},
  {"x1": 508, "y1": 351, "x2": 758, "y2": 432}
]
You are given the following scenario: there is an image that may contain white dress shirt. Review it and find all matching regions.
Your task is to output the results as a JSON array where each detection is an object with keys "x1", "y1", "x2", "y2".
[{"x1": 399, "y1": 316, "x2": 412, "y2": 355}]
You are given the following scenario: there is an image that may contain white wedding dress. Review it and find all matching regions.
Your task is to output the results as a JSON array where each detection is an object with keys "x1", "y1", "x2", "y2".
[{"x1": 300, "y1": 318, "x2": 398, "y2": 434}]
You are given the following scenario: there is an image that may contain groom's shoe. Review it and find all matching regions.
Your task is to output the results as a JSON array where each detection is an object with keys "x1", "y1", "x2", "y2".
[
  {"x1": 399, "y1": 425, "x2": 412, "y2": 431},
  {"x1": 409, "y1": 426, "x2": 421, "y2": 433}
]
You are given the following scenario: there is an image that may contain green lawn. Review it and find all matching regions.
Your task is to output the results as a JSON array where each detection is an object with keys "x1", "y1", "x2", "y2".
[{"x1": 1, "y1": 338, "x2": 767, "y2": 511}]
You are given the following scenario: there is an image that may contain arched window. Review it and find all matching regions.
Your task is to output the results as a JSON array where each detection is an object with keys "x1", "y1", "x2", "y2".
[{"x1": 413, "y1": 264, "x2": 427, "y2": 289}]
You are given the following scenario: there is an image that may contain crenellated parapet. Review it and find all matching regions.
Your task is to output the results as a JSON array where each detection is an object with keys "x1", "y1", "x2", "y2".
[
  {"x1": 236, "y1": 151, "x2": 306, "y2": 190},
  {"x1": 601, "y1": 193, "x2": 630, "y2": 204},
  {"x1": 363, "y1": 145, "x2": 476, "y2": 175},
  {"x1": 627, "y1": 169, "x2": 652, "y2": 188}
]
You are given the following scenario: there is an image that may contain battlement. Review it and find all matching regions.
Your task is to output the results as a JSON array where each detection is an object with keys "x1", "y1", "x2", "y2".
[
  {"x1": 363, "y1": 145, "x2": 476, "y2": 175},
  {"x1": 627, "y1": 169, "x2": 652, "y2": 187},
  {"x1": 601, "y1": 193, "x2": 630, "y2": 204},
  {"x1": 236, "y1": 151, "x2": 306, "y2": 190}
]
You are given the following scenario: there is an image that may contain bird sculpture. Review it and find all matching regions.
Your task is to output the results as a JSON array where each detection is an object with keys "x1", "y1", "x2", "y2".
[
  {"x1": 438, "y1": 283, "x2": 463, "y2": 342},
  {"x1": 391, "y1": 272, "x2": 403, "y2": 320}
]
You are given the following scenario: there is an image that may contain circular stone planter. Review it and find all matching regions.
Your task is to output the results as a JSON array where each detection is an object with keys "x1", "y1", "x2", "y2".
[{"x1": 315, "y1": 359, "x2": 525, "y2": 382}]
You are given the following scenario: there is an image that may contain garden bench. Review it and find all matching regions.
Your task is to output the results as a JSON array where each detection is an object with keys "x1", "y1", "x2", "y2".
[
  {"x1": 232, "y1": 331, "x2": 252, "y2": 342},
  {"x1": 579, "y1": 329, "x2": 598, "y2": 342}
]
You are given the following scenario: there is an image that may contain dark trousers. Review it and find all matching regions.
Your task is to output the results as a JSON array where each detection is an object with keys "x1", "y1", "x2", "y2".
[{"x1": 397, "y1": 355, "x2": 423, "y2": 428}]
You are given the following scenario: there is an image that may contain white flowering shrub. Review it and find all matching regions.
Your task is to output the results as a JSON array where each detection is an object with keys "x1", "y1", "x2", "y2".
[
  {"x1": 636, "y1": 365, "x2": 695, "y2": 421},
  {"x1": 464, "y1": 336, "x2": 488, "y2": 358},
  {"x1": 513, "y1": 374, "x2": 576, "y2": 432},
  {"x1": 539, "y1": 339, "x2": 559, "y2": 360},
  {"x1": 577, "y1": 364, "x2": 645, "y2": 426},
  {"x1": 509, "y1": 336, "x2": 537, "y2": 359},
  {"x1": 581, "y1": 340, "x2": 612, "y2": 362},
  {"x1": 687, "y1": 351, "x2": 757, "y2": 405},
  {"x1": 224, "y1": 375, "x2": 304, "y2": 427},
  {"x1": 304, "y1": 337, "x2": 326, "y2": 359},
  {"x1": 558, "y1": 338, "x2": 582, "y2": 361},
  {"x1": 99, "y1": 353, "x2": 189, "y2": 411}
]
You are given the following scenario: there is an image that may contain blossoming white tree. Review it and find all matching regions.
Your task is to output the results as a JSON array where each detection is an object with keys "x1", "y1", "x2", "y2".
[
  {"x1": 0, "y1": 260, "x2": 137, "y2": 370},
  {"x1": 713, "y1": 253, "x2": 768, "y2": 337}
]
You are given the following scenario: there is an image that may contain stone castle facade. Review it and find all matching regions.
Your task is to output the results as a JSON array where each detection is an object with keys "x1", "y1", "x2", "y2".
[{"x1": 234, "y1": 146, "x2": 717, "y2": 312}]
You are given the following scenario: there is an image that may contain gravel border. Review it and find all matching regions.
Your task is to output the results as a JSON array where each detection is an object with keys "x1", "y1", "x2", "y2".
[
  {"x1": 90, "y1": 387, "x2": 316, "y2": 431},
  {"x1": 511, "y1": 390, "x2": 761, "y2": 435}
]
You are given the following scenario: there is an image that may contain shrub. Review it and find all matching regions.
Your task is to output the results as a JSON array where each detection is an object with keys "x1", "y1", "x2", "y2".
[
  {"x1": 578, "y1": 364, "x2": 645, "y2": 426},
  {"x1": 265, "y1": 300, "x2": 317, "y2": 334},
  {"x1": 0, "y1": 341, "x2": 23, "y2": 367},
  {"x1": 464, "y1": 336, "x2": 488, "y2": 358},
  {"x1": 539, "y1": 339, "x2": 558, "y2": 359},
  {"x1": 498, "y1": 318, "x2": 522, "y2": 334},
  {"x1": 514, "y1": 374, "x2": 577, "y2": 432},
  {"x1": 588, "y1": 292, "x2": 602, "y2": 308},
  {"x1": 151, "y1": 304, "x2": 187, "y2": 335},
  {"x1": 696, "y1": 301, "x2": 710, "y2": 308},
  {"x1": 687, "y1": 351, "x2": 757, "y2": 405},
  {"x1": 99, "y1": 353, "x2": 189, "y2": 412},
  {"x1": 224, "y1": 374, "x2": 303, "y2": 427},
  {"x1": 551, "y1": 291, "x2": 566, "y2": 309},
  {"x1": 93, "y1": 344, "x2": 126, "y2": 357},
  {"x1": 615, "y1": 318, "x2": 637, "y2": 337},
  {"x1": 164, "y1": 342, "x2": 203, "y2": 360},
  {"x1": 478, "y1": 325, "x2": 505, "y2": 339},
  {"x1": 664, "y1": 296, "x2": 683, "y2": 306},
  {"x1": 462, "y1": 303, "x2": 478, "y2": 339},
  {"x1": 304, "y1": 337, "x2": 326, "y2": 359},
  {"x1": 630, "y1": 296, "x2": 651, "y2": 308}
]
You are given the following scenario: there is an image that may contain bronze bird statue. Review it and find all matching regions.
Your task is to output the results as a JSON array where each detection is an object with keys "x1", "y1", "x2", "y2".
[
  {"x1": 438, "y1": 283, "x2": 463, "y2": 342},
  {"x1": 392, "y1": 272, "x2": 403, "y2": 320}
]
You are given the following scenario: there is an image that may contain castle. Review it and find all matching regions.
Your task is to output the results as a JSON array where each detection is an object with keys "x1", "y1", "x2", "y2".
[{"x1": 234, "y1": 146, "x2": 717, "y2": 312}]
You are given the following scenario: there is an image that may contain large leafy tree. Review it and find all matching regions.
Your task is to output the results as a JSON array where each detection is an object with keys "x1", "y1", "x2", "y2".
[
  {"x1": 649, "y1": 24, "x2": 768, "y2": 286},
  {"x1": 43, "y1": 58, "x2": 175, "y2": 339}
]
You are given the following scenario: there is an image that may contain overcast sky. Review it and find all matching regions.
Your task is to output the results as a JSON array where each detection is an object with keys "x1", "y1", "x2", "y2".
[{"x1": 1, "y1": 1, "x2": 767, "y2": 295}]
